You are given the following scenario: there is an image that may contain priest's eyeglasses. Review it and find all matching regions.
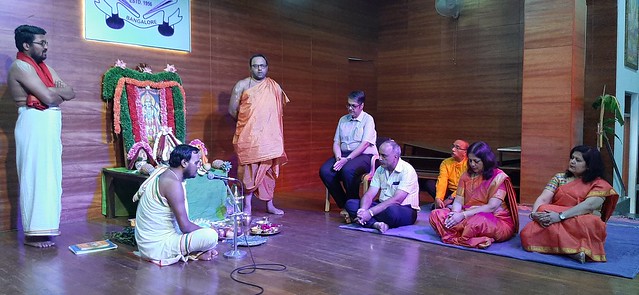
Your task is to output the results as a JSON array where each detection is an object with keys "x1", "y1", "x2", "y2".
[{"x1": 31, "y1": 40, "x2": 48, "y2": 47}]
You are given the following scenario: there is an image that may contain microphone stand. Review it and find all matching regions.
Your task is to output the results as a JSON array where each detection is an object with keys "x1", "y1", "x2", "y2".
[{"x1": 223, "y1": 179, "x2": 247, "y2": 259}]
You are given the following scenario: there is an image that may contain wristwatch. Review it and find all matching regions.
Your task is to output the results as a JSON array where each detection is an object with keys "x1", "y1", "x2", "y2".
[{"x1": 558, "y1": 212, "x2": 566, "y2": 221}]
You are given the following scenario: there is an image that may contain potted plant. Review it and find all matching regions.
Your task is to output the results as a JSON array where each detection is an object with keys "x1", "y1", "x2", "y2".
[{"x1": 592, "y1": 88, "x2": 625, "y2": 196}]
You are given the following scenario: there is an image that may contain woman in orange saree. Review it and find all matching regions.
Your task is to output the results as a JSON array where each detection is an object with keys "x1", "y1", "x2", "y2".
[
  {"x1": 520, "y1": 145, "x2": 618, "y2": 263},
  {"x1": 429, "y1": 141, "x2": 519, "y2": 249}
]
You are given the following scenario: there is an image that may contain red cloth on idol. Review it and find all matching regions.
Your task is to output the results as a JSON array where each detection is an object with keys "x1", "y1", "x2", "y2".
[
  {"x1": 520, "y1": 177, "x2": 618, "y2": 262},
  {"x1": 16, "y1": 52, "x2": 54, "y2": 110}
]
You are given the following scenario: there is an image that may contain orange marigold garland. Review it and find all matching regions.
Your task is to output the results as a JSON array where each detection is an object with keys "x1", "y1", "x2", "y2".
[{"x1": 103, "y1": 64, "x2": 186, "y2": 152}]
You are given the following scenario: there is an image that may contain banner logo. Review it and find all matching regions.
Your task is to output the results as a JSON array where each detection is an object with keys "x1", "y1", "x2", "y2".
[{"x1": 85, "y1": 0, "x2": 191, "y2": 52}]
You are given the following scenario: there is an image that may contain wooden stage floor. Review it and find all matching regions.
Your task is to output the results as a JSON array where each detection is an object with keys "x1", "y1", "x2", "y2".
[{"x1": 0, "y1": 185, "x2": 637, "y2": 294}]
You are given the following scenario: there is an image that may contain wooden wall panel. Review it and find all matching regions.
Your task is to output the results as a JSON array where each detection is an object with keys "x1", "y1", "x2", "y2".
[
  {"x1": 376, "y1": 0, "x2": 524, "y2": 151},
  {"x1": 584, "y1": 1, "x2": 617, "y2": 177},
  {"x1": 520, "y1": 0, "x2": 586, "y2": 204}
]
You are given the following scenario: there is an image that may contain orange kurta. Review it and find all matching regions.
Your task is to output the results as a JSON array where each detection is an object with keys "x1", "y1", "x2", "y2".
[
  {"x1": 233, "y1": 78, "x2": 289, "y2": 200},
  {"x1": 520, "y1": 176, "x2": 618, "y2": 262},
  {"x1": 429, "y1": 169, "x2": 519, "y2": 249}
]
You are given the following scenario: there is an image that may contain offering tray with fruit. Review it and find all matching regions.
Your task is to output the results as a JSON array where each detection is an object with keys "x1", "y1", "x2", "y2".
[
  {"x1": 250, "y1": 222, "x2": 282, "y2": 236},
  {"x1": 194, "y1": 218, "x2": 241, "y2": 240}
]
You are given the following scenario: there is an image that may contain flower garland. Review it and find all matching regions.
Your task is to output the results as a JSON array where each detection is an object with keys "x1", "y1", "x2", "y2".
[
  {"x1": 114, "y1": 78, "x2": 185, "y2": 150},
  {"x1": 102, "y1": 62, "x2": 186, "y2": 152},
  {"x1": 127, "y1": 141, "x2": 154, "y2": 161},
  {"x1": 126, "y1": 141, "x2": 157, "y2": 170},
  {"x1": 188, "y1": 139, "x2": 208, "y2": 157}
]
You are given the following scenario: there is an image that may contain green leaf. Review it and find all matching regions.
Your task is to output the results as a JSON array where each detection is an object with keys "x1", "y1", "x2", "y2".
[
  {"x1": 593, "y1": 94, "x2": 624, "y2": 126},
  {"x1": 603, "y1": 117, "x2": 616, "y2": 125},
  {"x1": 603, "y1": 125, "x2": 616, "y2": 135},
  {"x1": 592, "y1": 97, "x2": 603, "y2": 109}
]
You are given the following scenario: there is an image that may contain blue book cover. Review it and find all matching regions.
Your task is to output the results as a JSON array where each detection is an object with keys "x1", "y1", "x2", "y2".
[{"x1": 69, "y1": 239, "x2": 118, "y2": 255}]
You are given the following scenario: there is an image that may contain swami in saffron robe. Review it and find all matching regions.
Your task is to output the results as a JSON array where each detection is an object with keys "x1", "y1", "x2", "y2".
[{"x1": 233, "y1": 77, "x2": 289, "y2": 201}]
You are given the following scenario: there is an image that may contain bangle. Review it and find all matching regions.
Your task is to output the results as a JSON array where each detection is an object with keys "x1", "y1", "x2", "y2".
[
  {"x1": 528, "y1": 213, "x2": 533, "y2": 220},
  {"x1": 462, "y1": 211, "x2": 467, "y2": 219},
  {"x1": 368, "y1": 209, "x2": 374, "y2": 217}
]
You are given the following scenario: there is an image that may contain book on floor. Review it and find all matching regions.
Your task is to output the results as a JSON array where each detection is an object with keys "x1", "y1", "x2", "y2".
[{"x1": 68, "y1": 239, "x2": 118, "y2": 255}]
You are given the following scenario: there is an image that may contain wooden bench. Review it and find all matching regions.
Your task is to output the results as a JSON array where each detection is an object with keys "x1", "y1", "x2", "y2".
[
  {"x1": 416, "y1": 170, "x2": 439, "y2": 180},
  {"x1": 401, "y1": 143, "x2": 448, "y2": 194},
  {"x1": 401, "y1": 143, "x2": 522, "y2": 202}
]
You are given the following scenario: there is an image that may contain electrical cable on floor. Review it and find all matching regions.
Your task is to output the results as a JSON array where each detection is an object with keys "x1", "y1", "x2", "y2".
[{"x1": 229, "y1": 234, "x2": 287, "y2": 295}]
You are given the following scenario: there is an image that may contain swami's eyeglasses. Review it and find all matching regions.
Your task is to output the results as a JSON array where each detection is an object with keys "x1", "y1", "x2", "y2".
[
  {"x1": 251, "y1": 64, "x2": 268, "y2": 69},
  {"x1": 346, "y1": 103, "x2": 361, "y2": 109}
]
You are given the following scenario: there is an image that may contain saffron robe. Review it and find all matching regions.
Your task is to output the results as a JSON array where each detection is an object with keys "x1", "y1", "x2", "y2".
[
  {"x1": 233, "y1": 78, "x2": 289, "y2": 200},
  {"x1": 520, "y1": 175, "x2": 618, "y2": 262}
]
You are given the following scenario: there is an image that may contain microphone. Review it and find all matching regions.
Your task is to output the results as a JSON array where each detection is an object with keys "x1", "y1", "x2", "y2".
[{"x1": 207, "y1": 172, "x2": 238, "y2": 182}]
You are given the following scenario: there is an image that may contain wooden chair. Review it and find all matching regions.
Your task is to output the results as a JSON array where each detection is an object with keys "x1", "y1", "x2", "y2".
[{"x1": 324, "y1": 154, "x2": 379, "y2": 212}]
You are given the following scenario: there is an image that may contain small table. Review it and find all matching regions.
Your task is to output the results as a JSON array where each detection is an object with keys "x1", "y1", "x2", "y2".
[
  {"x1": 101, "y1": 167, "x2": 149, "y2": 218},
  {"x1": 101, "y1": 167, "x2": 230, "y2": 220}
]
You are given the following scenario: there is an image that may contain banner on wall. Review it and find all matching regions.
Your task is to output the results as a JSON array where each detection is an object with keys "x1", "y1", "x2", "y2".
[{"x1": 85, "y1": 0, "x2": 191, "y2": 52}]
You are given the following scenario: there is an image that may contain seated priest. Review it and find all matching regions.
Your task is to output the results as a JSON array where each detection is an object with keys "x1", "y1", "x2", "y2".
[{"x1": 134, "y1": 144, "x2": 218, "y2": 266}]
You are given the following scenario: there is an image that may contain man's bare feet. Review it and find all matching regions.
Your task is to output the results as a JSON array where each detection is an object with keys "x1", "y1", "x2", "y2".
[
  {"x1": 340, "y1": 209, "x2": 352, "y2": 224},
  {"x1": 24, "y1": 236, "x2": 55, "y2": 248},
  {"x1": 196, "y1": 249, "x2": 218, "y2": 261},
  {"x1": 266, "y1": 200, "x2": 284, "y2": 215},
  {"x1": 373, "y1": 222, "x2": 389, "y2": 233}
]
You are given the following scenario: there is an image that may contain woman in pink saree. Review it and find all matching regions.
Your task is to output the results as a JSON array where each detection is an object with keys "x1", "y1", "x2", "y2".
[{"x1": 429, "y1": 141, "x2": 519, "y2": 248}]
